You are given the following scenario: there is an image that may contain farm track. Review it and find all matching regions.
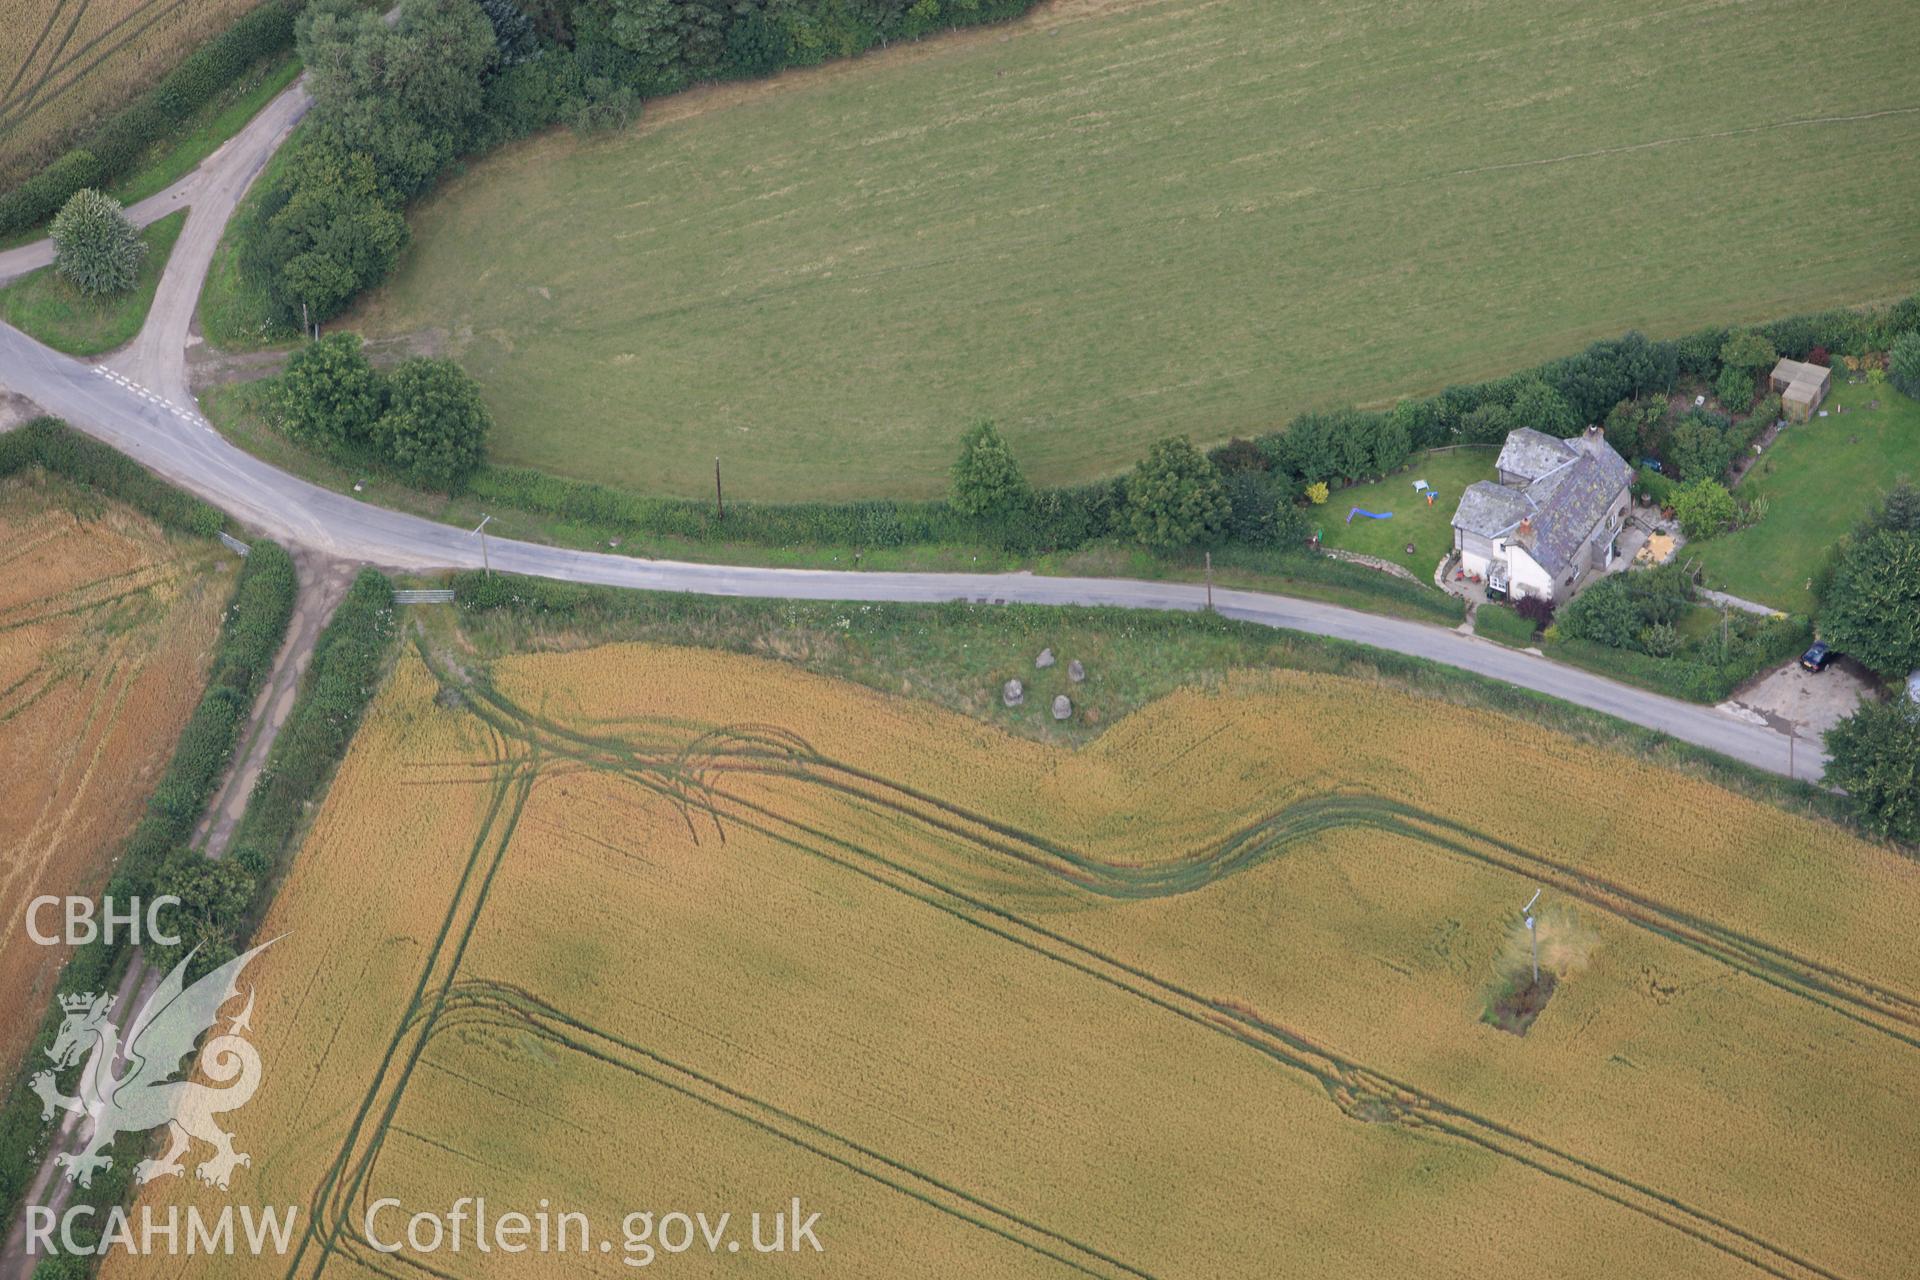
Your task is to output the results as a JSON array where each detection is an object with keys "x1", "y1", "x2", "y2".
[{"x1": 277, "y1": 648, "x2": 1876, "y2": 1280}]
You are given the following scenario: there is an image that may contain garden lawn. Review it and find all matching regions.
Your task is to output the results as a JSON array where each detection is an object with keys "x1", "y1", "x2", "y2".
[
  {"x1": 1318, "y1": 448, "x2": 1495, "y2": 578},
  {"x1": 1691, "y1": 381, "x2": 1919, "y2": 614},
  {"x1": 347, "y1": 0, "x2": 1920, "y2": 501},
  {"x1": 0, "y1": 211, "x2": 185, "y2": 355}
]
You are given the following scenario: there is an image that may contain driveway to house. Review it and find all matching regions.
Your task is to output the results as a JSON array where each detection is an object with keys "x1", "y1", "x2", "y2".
[{"x1": 0, "y1": 75, "x2": 1824, "y2": 785}]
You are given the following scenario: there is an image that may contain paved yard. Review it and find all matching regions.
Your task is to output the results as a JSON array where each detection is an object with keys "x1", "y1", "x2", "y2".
[{"x1": 1722, "y1": 655, "x2": 1874, "y2": 742}]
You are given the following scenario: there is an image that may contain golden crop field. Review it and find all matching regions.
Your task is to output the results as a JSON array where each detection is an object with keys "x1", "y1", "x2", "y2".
[
  {"x1": 111, "y1": 643, "x2": 1919, "y2": 1280},
  {"x1": 0, "y1": 473, "x2": 224, "y2": 1069},
  {"x1": 0, "y1": 0, "x2": 260, "y2": 186}
]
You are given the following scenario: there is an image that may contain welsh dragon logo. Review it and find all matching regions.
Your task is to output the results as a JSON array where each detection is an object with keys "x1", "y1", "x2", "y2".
[{"x1": 31, "y1": 941, "x2": 275, "y2": 1192}]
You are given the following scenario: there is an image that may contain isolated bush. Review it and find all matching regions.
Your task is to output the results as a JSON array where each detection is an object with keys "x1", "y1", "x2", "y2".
[
  {"x1": 1672, "y1": 479, "x2": 1736, "y2": 538},
  {"x1": 373, "y1": 358, "x2": 492, "y2": 491},
  {"x1": 1556, "y1": 577, "x2": 1640, "y2": 649},
  {"x1": 50, "y1": 189, "x2": 146, "y2": 296},
  {"x1": 1514, "y1": 594, "x2": 1556, "y2": 628},
  {"x1": 950, "y1": 420, "x2": 1030, "y2": 522},
  {"x1": 1125, "y1": 436, "x2": 1229, "y2": 549},
  {"x1": 276, "y1": 333, "x2": 386, "y2": 451},
  {"x1": 1718, "y1": 329, "x2": 1777, "y2": 377},
  {"x1": 1890, "y1": 330, "x2": 1920, "y2": 400},
  {"x1": 1305, "y1": 481, "x2": 1329, "y2": 505}
]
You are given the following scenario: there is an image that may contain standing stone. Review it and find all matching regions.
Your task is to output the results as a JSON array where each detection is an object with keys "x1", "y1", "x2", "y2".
[
  {"x1": 1002, "y1": 679, "x2": 1024, "y2": 707},
  {"x1": 1035, "y1": 648, "x2": 1056, "y2": 669},
  {"x1": 1067, "y1": 659, "x2": 1085, "y2": 683},
  {"x1": 1052, "y1": 695, "x2": 1072, "y2": 721}
]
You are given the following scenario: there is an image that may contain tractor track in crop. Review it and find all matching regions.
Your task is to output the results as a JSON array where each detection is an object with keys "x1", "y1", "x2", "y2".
[
  {"x1": 281, "y1": 649, "x2": 1868, "y2": 1280},
  {"x1": 443, "y1": 663, "x2": 1920, "y2": 1054}
]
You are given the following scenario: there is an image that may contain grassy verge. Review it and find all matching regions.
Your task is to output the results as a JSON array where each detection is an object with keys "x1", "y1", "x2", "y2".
[
  {"x1": 443, "y1": 572, "x2": 1841, "y2": 830},
  {"x1": 197, "y1": 125, "x2": 306, "y2": 350},
  {"x1": 112, "y1": 56, "x2": 303, "y2": 206},
  {"x1": 201, "y1": 381, "x2": 1463, "y2": 625},
  {"x1": 0, "y1": 212, "x2": 186, "y2": 355},
  {"x1": 1689, "y1": 380, "x2": 1920, "y2": 613},
  {"x1": 1475, "y1": 603, "x2": 1538, "y2": 649}
]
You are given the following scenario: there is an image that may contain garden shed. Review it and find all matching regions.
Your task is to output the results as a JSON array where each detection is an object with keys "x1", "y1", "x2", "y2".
[{"x1": 1769, "y1": 358, "x2": 1831, "y2": 422}]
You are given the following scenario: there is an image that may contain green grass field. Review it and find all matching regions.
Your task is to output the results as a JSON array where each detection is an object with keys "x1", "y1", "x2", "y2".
[
  {"x1": 1318, "y1": 447, "x2": 1495, "y2": 577},
  {"x1": 1692, "y1": 380, "x2": 1918, "y2": 613},
  {"x1": 0, "y1": 211, "x2": 185, "y2": 355},
  {"x1": 347, "y1": 0, "x2": 1920, "y2": 502}
]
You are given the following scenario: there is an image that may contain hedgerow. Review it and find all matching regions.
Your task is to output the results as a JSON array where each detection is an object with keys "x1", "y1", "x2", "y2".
[{"x1": 0, "y1": 418, "x2": 225, "y2": 535}]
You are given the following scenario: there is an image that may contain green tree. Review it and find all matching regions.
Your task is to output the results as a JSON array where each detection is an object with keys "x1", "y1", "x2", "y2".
[
  {"x1": 1671, "y1": 478, "x2": 1736, "y2": 538},
  {"x1": 1824, "y1": 700, "x2": 1920, "y2": 844},
  {"x1": 372, "y1": 357, "x2": 492, "y2": 490},
  {"x1": 300, "y1": 0, "x2": 497, "y2": 197},
  {"x1": 147, "y1": 849, "x2": 258, "y2": 980},
  {"x1": 1718, "y1": 328, "x2": 1777, "y2": 376},
  {"x1": 1889, "y1": 330, "x2": 1920, "y2": 401},
  {"x1": 1668, "y1": 416, "x2": 1734, "y2": 484},
  {"x1": 1124, "y1": 436, "x2": 1229, "y2": 550},
  {"x1": 276, "y1": 332, "x2": 386, "y2": 451},
  {"x1": 49, "y1": 188, "x2": 146, "y2": 296},
  {"x1": 1458, "y1": 401, "x2": 1513, "y2": 446},
  {"x1": 949, "y1": 420, "x2": 1030, "y2": 522},
  {"x1": 247, "y1": 142, "x2": 408, "y2": 326},
  {"x1": 1820, "y1": 528, "x2": 1920, "y2": 679},
  {"x1": 1508, "y1": 378, "x2": 1578, "y2": 436}
]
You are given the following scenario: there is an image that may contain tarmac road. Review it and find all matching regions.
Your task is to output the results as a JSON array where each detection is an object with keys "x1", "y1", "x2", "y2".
[{"x1": 0, "y1": 74, "x2": 1825, "y2": 784}]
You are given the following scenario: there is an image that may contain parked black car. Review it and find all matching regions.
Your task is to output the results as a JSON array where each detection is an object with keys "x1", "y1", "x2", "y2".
[{"x1": 1800, "y1": 642, "x2": 1836, "y2": 672}]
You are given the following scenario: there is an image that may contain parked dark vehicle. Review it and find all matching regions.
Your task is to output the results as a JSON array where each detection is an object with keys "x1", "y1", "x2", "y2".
[
  {"x1": 1640, "y1": 457, "x2": 1664, "y2": 473},
  {"x1": 1800, "y1": 642, "x2": 1836, "y2": 672}
]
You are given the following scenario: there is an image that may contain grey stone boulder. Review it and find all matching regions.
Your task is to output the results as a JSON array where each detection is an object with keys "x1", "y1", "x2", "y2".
[
  {"x1": 1035, "y1": 648, "x2": 1056, "y2": 669},
  {"x1": 1067, "y1": 659, "x2": 1085, "y2": 683},
  {"x1": 1002, "y1": 679, "x2": 1024, "y2": 707},
  {"x1": 1052, "y1": 695, "x2": 1072, "y2": 721}
]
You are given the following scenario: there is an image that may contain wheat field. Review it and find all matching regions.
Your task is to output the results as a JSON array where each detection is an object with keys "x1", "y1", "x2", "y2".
[
  {"x1": 0, "y1": 473, "x2": 224, "y2": 1071},
  {"x1": 109, "y1": 643, "x2": 1920, "y2": 1279},
  {"x1": 0, "y1": 0, "x2": 260, "y2": 186}
]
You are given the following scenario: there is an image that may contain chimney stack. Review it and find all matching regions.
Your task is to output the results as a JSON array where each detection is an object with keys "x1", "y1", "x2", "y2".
[{"x1": 1517, "y1": 516, "x2": 1535, "y2": 541}]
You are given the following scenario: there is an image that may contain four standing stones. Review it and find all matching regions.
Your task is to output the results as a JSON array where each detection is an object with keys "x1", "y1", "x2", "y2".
[{"x1": 1004, "y1": 650, "x2": 1087, "y2": 720}]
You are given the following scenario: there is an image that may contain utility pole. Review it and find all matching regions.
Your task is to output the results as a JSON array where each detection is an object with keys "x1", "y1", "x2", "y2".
[
  {"x1": 715, "y1": 457, "x2": 724, "y2": 521},
  {"x1": 1204, "y1": 550, "x2": 1214, "y2": 612},
  {"x1": 470, "y1": 514, "x2": 493, "y2": 578},
  {"x1": 1788, "y1": 732, "x2": 1795, "y2": 780}
]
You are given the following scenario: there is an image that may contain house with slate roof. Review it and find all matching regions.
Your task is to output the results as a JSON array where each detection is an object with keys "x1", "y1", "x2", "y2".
[{"x1": 1451, "y1": 427, "x2": 1634, "y2": 603}]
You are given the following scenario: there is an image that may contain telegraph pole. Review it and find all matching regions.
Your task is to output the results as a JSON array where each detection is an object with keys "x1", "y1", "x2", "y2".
[
  {"x1": 1204, "y1": 551, "x2": 1214, "y2": 611},
  {"x1": 715, "y1": 457, "x2": 725, "y2": 521},
  {"x1": 470, "y1": 514, "x2": 493, "y2": 578}
]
